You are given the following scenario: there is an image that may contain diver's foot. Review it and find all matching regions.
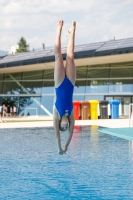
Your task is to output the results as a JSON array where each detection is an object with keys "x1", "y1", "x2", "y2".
[
  {"x1": 68, "y1": 21, "x2": 76, "y2": 34},
  {"x1": 57, "y1": 20, "x2": 64, "y2": 34}
]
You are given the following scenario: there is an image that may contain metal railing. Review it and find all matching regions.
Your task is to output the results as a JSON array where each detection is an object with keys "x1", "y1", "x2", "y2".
[{"x1": 129, "y1": 103, "x2": 133, "y2": 127}]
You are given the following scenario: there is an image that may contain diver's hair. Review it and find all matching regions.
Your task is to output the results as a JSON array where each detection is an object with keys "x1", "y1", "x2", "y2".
[
  {"x1": 59, "y1": 125, "x2": 68, "y2": 132},
  {"x1": 59, "y1": 120, "x2": 69, "y2": 132}
]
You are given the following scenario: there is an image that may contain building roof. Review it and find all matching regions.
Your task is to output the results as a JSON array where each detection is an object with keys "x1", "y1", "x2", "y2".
[{"x1": 0, "y1": 37, "x2": 133, "y2": 69}]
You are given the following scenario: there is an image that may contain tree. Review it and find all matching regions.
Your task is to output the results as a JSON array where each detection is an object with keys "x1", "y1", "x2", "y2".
[{"x1": 16, "y1": 37, "x2": 29, "y2": 53}]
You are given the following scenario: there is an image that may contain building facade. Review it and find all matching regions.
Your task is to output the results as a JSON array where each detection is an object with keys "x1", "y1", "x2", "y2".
[{"x1": 0, "y1": 37, "x2": 133, "y2": 116}]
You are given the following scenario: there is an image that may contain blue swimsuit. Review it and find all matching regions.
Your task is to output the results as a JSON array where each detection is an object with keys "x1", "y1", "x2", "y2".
[{"x1": 55, "y1": 77, "x2": 74, "y2": 118}]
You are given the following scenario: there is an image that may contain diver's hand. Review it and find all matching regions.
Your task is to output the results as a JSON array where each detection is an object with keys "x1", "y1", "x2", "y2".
[
  {"x1": 58, "y1": 148, "x2": 64, "y2": 155},
  {"x1": 63, "y1": 145, "x2": 67, "y2": 153}
]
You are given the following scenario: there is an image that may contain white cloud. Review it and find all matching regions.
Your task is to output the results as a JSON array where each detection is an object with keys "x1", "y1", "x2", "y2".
[
  {"x1": 0, "y1": 0, "x2": 92, "y2": 15},
  {"x1": 0, "y1": 0, "x2": 133, "y2": 51}
]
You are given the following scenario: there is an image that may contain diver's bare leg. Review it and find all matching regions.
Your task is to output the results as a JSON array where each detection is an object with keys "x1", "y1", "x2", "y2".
[
  {"x1": 54, "y1": 20, "x2": 65, "y2": 88},
  {"x1": 65, "y1": 21, "x2": 76, "y2": 85}
]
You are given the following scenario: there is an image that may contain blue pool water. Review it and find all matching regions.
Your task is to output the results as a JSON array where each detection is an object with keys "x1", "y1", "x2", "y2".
[{"x1": 0, "y1": 126, "x2": 133, "y2": 200}]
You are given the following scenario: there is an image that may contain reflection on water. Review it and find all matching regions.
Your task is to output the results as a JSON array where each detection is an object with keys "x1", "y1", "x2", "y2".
[
  {"x1": 0, "y1": 126, "x2": 133, "y2": 199},
  {"x1": 90, "y1": 125, "x2": 99, "y2": 137},
  {"x1": 129, "y1": 141, "x2": 133, "y2": 161},
  {"x1": 73, "y1": 125, "x2": 81, "y2": 134}
]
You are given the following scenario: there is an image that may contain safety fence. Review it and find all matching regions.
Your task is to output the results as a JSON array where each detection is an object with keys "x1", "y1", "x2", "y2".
[{"x1": 129, "y1": 103, "x2": 133, "y2": 127}]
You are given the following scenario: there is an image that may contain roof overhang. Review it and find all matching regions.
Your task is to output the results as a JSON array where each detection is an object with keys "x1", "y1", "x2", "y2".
[{"x1": 0, "y1": 52, "x2": 133, "y2": 74}]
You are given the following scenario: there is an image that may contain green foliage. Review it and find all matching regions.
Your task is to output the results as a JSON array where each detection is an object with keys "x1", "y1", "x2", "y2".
[{"x1": 16, "y1": 37, "x2": 29, "y2": 53}]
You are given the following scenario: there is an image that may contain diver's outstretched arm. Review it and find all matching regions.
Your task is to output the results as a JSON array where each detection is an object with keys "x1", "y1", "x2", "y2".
[
  {"x1": 53, "y1": 117, "x2": 64, "y2": 155},
  {"x1": 63, "y1": 111, "x2": 75, "y2": 152}
]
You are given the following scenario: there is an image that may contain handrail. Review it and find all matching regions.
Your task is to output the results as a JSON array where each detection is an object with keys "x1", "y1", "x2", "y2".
[{"x1": 129, "y1": 103, "x2": 133, "y2": 127}]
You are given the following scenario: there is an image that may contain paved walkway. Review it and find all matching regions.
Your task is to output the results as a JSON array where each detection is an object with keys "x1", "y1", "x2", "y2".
[{"x1": 0, "y1": 116, "x2": 131, "y2": 129}]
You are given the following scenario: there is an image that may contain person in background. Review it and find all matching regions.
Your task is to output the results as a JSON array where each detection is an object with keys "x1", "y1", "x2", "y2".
[
  {"x1": 2, "y1": 104, "x2": 7, "y2": 117},
  {"x1": 10, "y1": 106, "x2": 13, "y2": 117},
  {"x1": 1, "y1": 104, "x2": 6, "y2": 122},
  {"x1": 13, "y1": 105, "x2": 17, "y2": 117},
  {"x1": 7, "y1": 105, "x2": 11, "y2": 117},
  {"x1": 0, "y1": 104, "x2": 3, "y2": 122}
]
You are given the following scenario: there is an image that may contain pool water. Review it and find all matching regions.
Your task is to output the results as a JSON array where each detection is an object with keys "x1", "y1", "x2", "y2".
[{"x1": 0, "y1": 126, "x2": 133, "y2": 200}]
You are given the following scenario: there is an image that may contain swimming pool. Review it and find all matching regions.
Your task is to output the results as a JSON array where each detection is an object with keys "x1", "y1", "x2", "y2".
[{"x1": 0, "y1": 126, "x2": 133, "y2": 200}]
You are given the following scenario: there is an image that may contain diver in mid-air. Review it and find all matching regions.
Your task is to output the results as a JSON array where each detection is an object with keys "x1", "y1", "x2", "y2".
[{"x1": 53, "y1": 20, "x2": 76, "y2": 155}]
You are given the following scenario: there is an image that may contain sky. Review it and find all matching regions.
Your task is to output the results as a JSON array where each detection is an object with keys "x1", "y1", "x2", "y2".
[{"x1": 0, "y1": 0, "x2": 133, "y2": 51}]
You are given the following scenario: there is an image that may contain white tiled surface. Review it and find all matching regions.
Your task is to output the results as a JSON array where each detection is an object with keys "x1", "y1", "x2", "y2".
[{"x1": 0, "y1": 117, "x2": 130, "y2": 129}]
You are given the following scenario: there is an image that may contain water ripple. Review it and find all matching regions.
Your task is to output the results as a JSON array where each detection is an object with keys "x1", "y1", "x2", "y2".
[{"x1": 0, "y1": 126, "x2": 133, "y2": 199}]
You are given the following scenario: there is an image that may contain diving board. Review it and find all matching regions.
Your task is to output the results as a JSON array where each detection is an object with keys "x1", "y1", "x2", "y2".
[{"x1": 98, "y1": 127, "x2": 133, "y2": 141}]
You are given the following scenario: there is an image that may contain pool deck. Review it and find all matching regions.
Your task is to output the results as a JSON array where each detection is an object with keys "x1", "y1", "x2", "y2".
[{"x1": 0, "y1": 116, "x2": 132, "y2": 129}]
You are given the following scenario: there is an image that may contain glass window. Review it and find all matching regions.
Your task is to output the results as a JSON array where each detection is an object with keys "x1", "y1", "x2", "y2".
[
  {"x1": 23, "y1": 70, "x2": 43, "y2": 80},
  {"x1": 19, "y1": 97, "x2": 41, "y2": 116},
  {"x1": 122, "y1": 80, "x2": 133, "y2": 92},
  {"x1": 1, "y1": 96, "x2": 19, "y2": 111},
  {"x1": 88, "y1": 68, "x2": 109, "y2": 78},
  {"x1": 76, "y1": 66, "x2": 87, "y2": 79},
  {"x1": 22, "y1": 81, "x2": 42, "y2": 94},
  {"x1": 0, "y1": 74, "x2": 3, "y2": 96},
  {"x1": 4, "y1": 73, "x2": 22, "y2": 81},
  {"x1": 40, "y1": 96, "x2": 54, "y2": 115},
  {"x1": 105, "y1": 96, "x2": 113, "y2": 101},
  {"x1": 74, "y1": 81, "x2": 86, "y2": 93},
  {"x1": 0, "y1": 97, "x2": 2, "y2": 105},
  {"x1": 3, "y1": 82, "x2": 22, "y2": 94},
  {"x1": 42, "y1": 81, "x2": 54, "y2": 94},
  {"x1": 109, "y1": 80, "x2": 132, "y2": 93},
  {"x1": 110, "y1": 68, "x2": 132, "y2": 78},
  {"x1": 86, "y1": 80, "x2": 109, "y2": 93},
  {"x1": 73, "y1": 95, "x2": 85, "y2": 101},
  {"x1": 85, "y1": 95, "x2": 104, "y2": 100},
  {"x1": 0, "y1": 82, "x2": 3, "y2": 94},
  {"x1": 109, "y1": 81, "x2": 122, "y2": 93},
  {"x1": 0, "y1": 74, "x2": 3, "y2": 80},
  {"x1": 21, "y1": 71, "x2": 44, "y2": 94},
  {"x1": 44, "y1": 69, "x2": 54, "y2": 79}
]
